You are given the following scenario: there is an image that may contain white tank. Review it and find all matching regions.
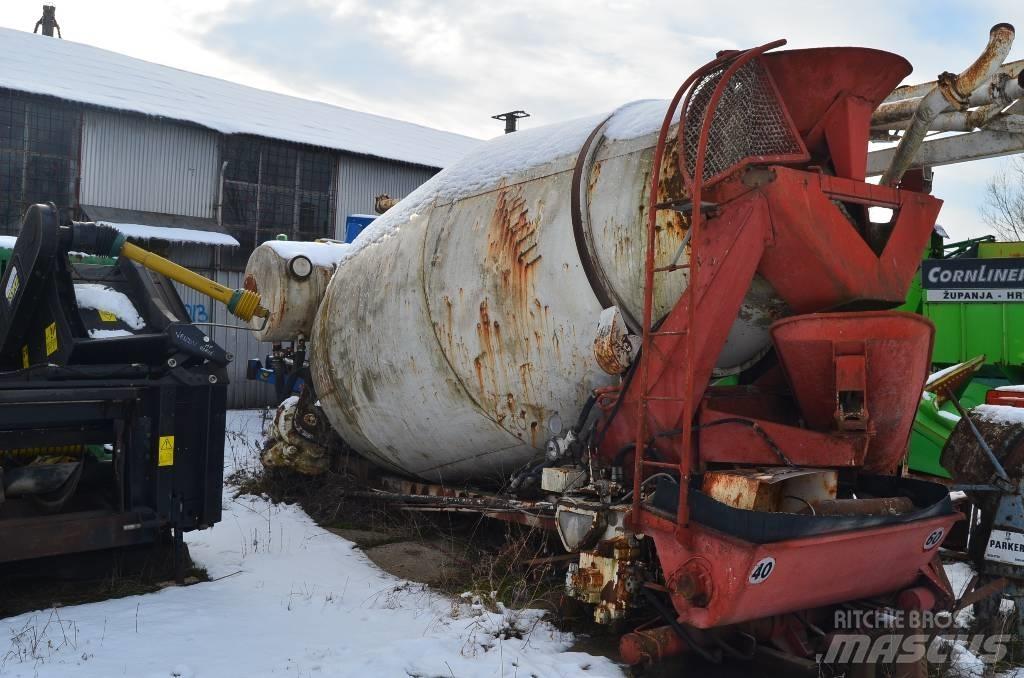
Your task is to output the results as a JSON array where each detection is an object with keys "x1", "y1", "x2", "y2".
[
  {"x1": 245, "y1": 240, "x2": 350, "y2": 343},
  {"x1": 308, "y1": 101, "x2": 788, "y2": 482}
]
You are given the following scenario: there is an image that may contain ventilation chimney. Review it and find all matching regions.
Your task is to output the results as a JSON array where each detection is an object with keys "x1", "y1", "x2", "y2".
[
  {"x1": 34, "y1": 5, "x2": 62, "y2": 38},
  {"x1": 491, "y1": 111, "x2": 530, "y2": 134}
]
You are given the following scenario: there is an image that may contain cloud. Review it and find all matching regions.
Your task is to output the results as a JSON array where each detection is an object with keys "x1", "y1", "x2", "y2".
[{"x1": 0, "y1": 0, "x2": 1019, "y2": 238}]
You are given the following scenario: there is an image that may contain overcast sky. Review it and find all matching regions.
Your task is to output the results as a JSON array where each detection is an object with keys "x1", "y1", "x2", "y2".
[{"x1": 0, "y1": 0, "x2": 1020, "y2": 240}]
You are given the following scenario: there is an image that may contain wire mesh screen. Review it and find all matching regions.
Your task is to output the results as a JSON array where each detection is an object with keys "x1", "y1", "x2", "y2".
[
  {"x1": 682, "y1": 58, "x2": 804, "y2": 184},
  {"x1": 222, "y1": 135, "x2": 336, "y2": 267},
  {"x1": 0, "y1": 91, "x2": 81, "y2": 235}
]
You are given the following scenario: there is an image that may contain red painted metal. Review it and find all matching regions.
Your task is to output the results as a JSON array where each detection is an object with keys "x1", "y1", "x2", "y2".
[
  {"x1": 762, "y1": 48, "x2": 912, "y2": 180},
  {"x1": 772, "y1": 312, "x2": 934, "y2": 474},
  {"x1": 986, "y1": 389, "x2": 1024, "y2": 407},
  {"x1": 620, "y1": 625, "x2": 689, "y2": 665},
  {"x1": 630, "y1": 48, "x2": 737, "y2": 525},
  {"x1": 897, "y1": 586, "x2": 938, "y2": 612},
  {"x1": 643, "y1": 511, "x2": 957, "y2": 628},
  {"x1": 595, "y1": 41, "x2": 953, "y2": 632},
  {"x1": 698, "y1": 407, "x2": 869, "y2": 467}
]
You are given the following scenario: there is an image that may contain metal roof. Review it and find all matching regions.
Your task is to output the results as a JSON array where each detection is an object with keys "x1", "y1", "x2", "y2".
[{"x1": 0, "y1": 27, "x2": 482, "y2": 169}]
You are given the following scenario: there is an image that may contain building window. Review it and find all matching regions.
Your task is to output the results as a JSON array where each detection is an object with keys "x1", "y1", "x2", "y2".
[
  {"x1": 0, "y1": 91, "x2": 81, "y2": 234},
  {"x1": 221, "y1": 136, "x2": 336, "y2": 254}
]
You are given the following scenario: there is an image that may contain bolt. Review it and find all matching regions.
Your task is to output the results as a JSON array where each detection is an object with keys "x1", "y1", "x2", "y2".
[
  {"x1": 203, "y1": 336, "x2": 210, "y2": 343},
  {"x1": 167, "y1": 358, "x2": 177, "y2": 368},
  {"x1": 303, "y1": 413, "x2": 318, "y2": 427},
  {"x1": 208, "y1": 374, "x2": 218, "y2": 384}
]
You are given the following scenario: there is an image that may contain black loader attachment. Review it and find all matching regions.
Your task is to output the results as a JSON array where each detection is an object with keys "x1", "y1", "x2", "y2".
[{"x1": 0, "y1": 204, "x2": 229, "y2": 576}]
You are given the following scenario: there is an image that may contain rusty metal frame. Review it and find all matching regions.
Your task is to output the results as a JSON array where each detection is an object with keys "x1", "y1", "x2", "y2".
[
  {"x1": 569, "y1": 114, "x2": 648, "y2": 334},
  {"x1": 632, "y1": 40, "x2": 796, "y2": 530},
  {"x1": 678, "y1": 43, "x2": 786, "y2": 528},
  {"x1": 630, "y1": 49, "x2": 737, "y2": 526}
]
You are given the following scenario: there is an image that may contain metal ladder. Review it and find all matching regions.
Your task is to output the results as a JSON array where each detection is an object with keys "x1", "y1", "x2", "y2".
[{"x1": 629, "y1": 42, "x2": 785, "y2": 528}]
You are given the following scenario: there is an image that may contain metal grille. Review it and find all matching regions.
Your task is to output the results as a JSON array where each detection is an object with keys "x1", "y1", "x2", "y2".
[
  {"x1": 682, "y1": 58, "x2": 803, "y2": 183},
  {"x1": 0, "y1": 91, "x2": 81, "y2": 234},
  {"x1": 222, "y1": 135, "x2": 337, "y2": 269}
]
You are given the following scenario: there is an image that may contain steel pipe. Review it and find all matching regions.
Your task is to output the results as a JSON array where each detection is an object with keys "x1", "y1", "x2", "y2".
[
  {"x1": 882, "y1": 58, "x2": 1023, "y2": 104},
  {"x1": 872, "y1": 70, "x2": 1024, "y2": 128},
  {"x1": 881, "y1": 23, "x2": 1015, "y2": 186},
  {"x1": 876, "y1": 103, "x2": 1005, "y2": 133}
]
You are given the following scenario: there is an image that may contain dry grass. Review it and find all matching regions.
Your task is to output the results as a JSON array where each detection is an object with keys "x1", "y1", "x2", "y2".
[{"x1": 0, "y1": 540, "x2": 207, "y2": 620}]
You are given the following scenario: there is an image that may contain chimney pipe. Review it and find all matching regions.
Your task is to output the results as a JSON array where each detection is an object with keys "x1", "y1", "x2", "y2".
[
  {"x1": 34, "y1": 5, "x2": 61, "y2": 38},
  {"x1": 491, "y1": 110, "x2": 530, "y2": 134}
]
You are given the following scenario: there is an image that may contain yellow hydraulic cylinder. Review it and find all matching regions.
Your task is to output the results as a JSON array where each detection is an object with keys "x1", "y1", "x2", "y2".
[{"x1": 118, "y1": 241, "x2": 269, "y2": 323}]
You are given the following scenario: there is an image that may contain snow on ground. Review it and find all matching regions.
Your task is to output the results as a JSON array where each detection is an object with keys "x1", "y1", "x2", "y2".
[{"x1": 0, "y1": 410, "x2": 622, "y2": 678}]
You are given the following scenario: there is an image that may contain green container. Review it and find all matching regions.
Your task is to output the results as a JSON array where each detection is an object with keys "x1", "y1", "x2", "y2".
[
  {"x1": 903, "y1": 238, "x2": 1024, "y2": 476},
  {"x1": 908, "y1": 381, "x2": 992, "y2": 478},
  {"x1": 900, "y1": 241, "x2": 1024, "y2": 381}
]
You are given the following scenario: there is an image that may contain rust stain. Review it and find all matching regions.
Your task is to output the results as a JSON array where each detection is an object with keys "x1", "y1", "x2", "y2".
[
  {"x1": 655, "y1": 134, "x2": 691, "y2": 242},
  {"x1": 588, "y1": 159, "x2": 603, "y2": 193},
  {"x1": 593, "y1": 310, "x2": 633, "y2": 375},
  {"x1": 461, "y1": 187, "x2": 554, "y2": 446},
  {"x1": 473, "y1": 355, "x2": 485, "y2": 395},
  {"x1": 486, "y1": 187, "x2": 542, "y2": 313}
]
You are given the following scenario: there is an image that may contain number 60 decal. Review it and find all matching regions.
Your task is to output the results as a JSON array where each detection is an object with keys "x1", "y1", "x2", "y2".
[
  {"x1": 749, "y1": 557, "x2": 776, "y2": 585},
  {"x1": 923, "y1": 528, "x2": 945, "y2": 551}
]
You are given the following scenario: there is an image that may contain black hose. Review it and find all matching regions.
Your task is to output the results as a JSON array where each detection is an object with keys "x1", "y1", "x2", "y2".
[
  {"x1": 573, "y1": 393, "x2": 597, "y2": 435},
  {"x1": 712, "y1": 630, "x2": 757, "y2": 661},
  {"x1": 593, "y1": 342, "x2": 643, "y2": 447}
]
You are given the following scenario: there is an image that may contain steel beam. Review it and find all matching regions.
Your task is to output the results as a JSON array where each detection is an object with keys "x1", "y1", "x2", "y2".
[{"x1": 867, "y1": 130, "x2": 1024, "y2": 176}]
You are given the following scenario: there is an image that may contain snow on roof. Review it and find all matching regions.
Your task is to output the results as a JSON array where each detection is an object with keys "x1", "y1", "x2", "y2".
[
  {"x1": 0, "y1": 28, "x2": 482, "y2": 169},
  {"x1": 98, "y1": 221, "x2": 240, "y2": 247}
]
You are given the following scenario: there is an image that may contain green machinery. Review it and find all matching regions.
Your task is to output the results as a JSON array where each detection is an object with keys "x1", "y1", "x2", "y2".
[{"x1": 901, "y1": 236, "x2": 1024, "y2": 478}]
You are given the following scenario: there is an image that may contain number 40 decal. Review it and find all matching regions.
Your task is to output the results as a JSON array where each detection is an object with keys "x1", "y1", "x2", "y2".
[{"x1": 749, "y1": 557, "x2": 775, "y2": 585}]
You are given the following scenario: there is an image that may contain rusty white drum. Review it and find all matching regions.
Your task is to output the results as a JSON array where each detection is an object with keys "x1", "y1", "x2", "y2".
[{"x1": 309, "y1": 101, "x2": 787, "y2": 482}]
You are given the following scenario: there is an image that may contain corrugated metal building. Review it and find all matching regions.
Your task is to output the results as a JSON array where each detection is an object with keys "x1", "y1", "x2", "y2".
[{"x1": 0, "y1": 27, "x2": 481, "y2": 408}]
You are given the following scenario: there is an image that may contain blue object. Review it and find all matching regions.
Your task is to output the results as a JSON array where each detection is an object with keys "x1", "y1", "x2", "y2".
[
  {"x1": 344, "y1": 214, "x2": 376, "y2": 243},
  {"x1": 246, "y1": 358, "x2": 303, "y2": 393}
]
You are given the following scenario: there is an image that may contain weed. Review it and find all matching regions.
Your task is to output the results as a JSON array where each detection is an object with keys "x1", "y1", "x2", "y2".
[{"x1": 2, "y1": 607, "x2": 78, "y2": 668}]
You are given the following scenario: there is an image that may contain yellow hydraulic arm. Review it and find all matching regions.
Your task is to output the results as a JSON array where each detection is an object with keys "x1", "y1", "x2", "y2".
[{"x1": 115, "y1": 239, "x2": 269, "y2": 323}]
